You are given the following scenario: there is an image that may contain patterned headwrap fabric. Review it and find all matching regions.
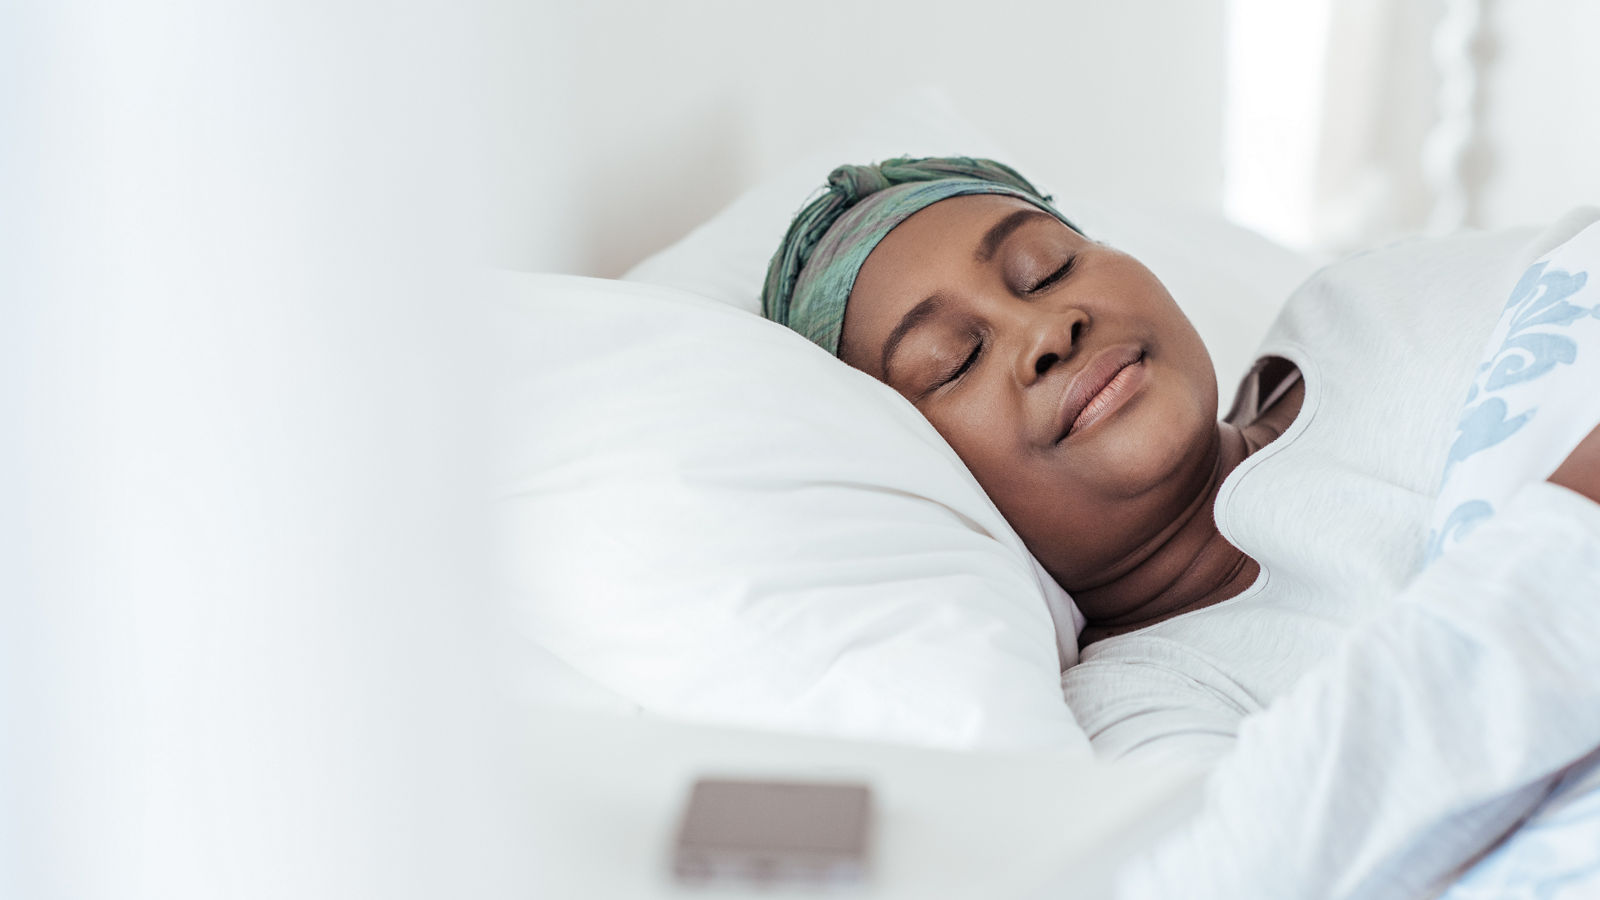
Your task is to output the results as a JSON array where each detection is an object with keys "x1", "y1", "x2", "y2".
[{"x1": 761, "y1": 156, "x2": 1079, "y2": 355}]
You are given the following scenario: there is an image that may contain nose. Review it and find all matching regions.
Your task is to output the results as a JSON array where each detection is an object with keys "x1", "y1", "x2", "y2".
[{"x1": 1016, "y1": 307, "x2": 1089, "y2": 385}]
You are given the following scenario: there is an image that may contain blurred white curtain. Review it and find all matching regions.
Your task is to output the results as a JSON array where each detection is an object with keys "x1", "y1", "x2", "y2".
[{"x1": 1225, "y1": 0, "x2": 1462, "y2": 256}]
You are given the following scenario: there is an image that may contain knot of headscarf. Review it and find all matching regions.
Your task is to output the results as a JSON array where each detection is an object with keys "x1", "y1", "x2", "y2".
[
  {"x1": 827, "y1": 163, "x2": 893, "y2": 202},
  {"x1": 761, "y1": 156, "x2": 1079, "y2": 355}
]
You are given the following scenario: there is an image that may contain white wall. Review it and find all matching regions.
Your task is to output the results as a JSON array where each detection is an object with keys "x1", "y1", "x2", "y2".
[{"x1": 545, "y1": 0, "x2": 1227, "y2": 276}]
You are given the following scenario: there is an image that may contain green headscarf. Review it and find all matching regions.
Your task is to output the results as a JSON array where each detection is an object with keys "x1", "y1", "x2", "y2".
[{"x1": 761, "y1": 156, "x2": 1079, "y2": 355}]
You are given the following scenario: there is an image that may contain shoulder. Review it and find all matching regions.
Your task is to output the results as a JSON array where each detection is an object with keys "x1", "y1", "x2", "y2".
[{"x1": 1063, "y1": 634, "x2": 1256, "y2": 762}]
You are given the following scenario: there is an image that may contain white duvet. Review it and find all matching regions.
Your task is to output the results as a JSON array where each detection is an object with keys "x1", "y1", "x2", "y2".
[{"x1": 1443, "y1": 752, "x2": 1600, "y2": 899}]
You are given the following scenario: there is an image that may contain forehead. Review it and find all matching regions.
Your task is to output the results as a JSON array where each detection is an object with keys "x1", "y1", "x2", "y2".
[
  {"x1": 840, "y1": 194, "x2": 1063, "y2": 368},
  {"x1": 867, "y1": 192, "x2": 1045, "y2": 270}
]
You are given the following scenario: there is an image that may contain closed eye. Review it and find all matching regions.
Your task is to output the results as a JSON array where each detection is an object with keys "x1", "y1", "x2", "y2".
[
  {"x1": 938, "y1": 341, "x2": 982, "y2": 388},
  {"x1": 1029, "y1": 256, "x2": 1077, "y2": 294}
]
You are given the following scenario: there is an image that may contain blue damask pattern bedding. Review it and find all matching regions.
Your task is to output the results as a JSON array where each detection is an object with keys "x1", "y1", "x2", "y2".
[
  {"x1": 1427, "y1": 221, "x2": 1600, "y2": 562},
  {"x1": 1427, "y1": 221, "x2": 1600, "y2": 896}
]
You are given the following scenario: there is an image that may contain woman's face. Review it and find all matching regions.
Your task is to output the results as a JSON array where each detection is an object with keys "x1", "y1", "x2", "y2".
[{"x1": 839, "y1": 194, "x2": 1221, "y2": 591}]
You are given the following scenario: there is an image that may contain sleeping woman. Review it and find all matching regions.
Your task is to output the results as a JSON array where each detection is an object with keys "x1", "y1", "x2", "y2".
[{"x1": 760, "y1": 157, "x2": 1600, "y2": 897}]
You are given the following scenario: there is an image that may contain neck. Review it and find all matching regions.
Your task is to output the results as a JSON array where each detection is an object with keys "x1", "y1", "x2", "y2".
[{"x1": 1076, "y1": 422, "x2": 1261, "y2": 645}]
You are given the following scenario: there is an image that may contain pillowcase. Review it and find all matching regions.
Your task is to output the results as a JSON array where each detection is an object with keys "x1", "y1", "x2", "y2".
[
  {"x1": 1426, "y1": 212, "x2": 1600, "y2": 563},
  {"x1": 492, "y1": 274, "x2": 1087, "y2": 752},
  {"x1": 622, "y1": 88, "x2": 1315, "y2": 412}
]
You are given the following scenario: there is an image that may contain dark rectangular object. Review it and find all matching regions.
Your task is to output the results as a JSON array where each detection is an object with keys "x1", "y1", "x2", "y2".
[{"x1": 672, "y1": 777, "x2": 872, "y2": 888}]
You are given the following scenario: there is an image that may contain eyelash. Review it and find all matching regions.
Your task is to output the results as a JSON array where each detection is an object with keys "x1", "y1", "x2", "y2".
[
  {"x1": 1029, "y1": 256, "x2": 1077, "y2": 293},
  {"x1": 936, "y1": 339, "x2": 982, "y2": 389}
]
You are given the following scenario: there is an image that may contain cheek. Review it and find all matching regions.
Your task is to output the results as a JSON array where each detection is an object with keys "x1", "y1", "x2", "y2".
[
  {"x1": 929, "y1": 403, "x2": 1028, "y2": 487},
  {"x1": 939, "y1": 420, "x2": 1009, "y2": 477},
  {"x1": 1147, "y1": 293, "x2": 1219, "y2": 409},
  {"x1": 937, "y1": 417, "x2": 1075, "y2": 536}
]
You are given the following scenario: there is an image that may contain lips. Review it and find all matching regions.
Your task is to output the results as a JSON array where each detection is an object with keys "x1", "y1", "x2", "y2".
[{"x1": 1055, "y1": 344, "x2": 1146, "y2": 442}]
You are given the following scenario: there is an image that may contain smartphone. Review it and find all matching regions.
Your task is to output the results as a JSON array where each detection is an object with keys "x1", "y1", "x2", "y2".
[{"x1": 671, "y1": 777, "x2": 873, "y2": 888}]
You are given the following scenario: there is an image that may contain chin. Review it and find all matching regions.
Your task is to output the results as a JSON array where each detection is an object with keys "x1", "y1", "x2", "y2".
[{"x1": 1100, "y1": 399, "x2": 1215, "y2": 499}]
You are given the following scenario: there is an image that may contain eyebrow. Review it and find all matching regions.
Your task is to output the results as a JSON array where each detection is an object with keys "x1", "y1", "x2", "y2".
[
  {"x1": 975, "y1": 207, "x2": 1057, "y2": 263},
  {"x1": 880, "y1": 294, "x2": 946, "y2": 382}
]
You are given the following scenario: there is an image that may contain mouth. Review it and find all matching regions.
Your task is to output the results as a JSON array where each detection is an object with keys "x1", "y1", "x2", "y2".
[{"x1": 1055, "y1": 344, "x2": 1147, "y2": 442}]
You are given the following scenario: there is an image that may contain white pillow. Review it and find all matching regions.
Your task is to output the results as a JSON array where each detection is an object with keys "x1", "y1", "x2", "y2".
[
  {"x1": 492, "y1": 274, "x2": 1087, "y2": 752},
  {"x1": 622, "y1": 88, "x2": 1314, "y2": 411}
]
